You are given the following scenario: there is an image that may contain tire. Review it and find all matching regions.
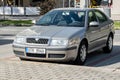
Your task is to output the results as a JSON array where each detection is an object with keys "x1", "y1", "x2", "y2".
[
  {"x1": 74, "y1": 42, "x2": 87, "y2": 65},
  {"x1": 103, "y1": 35, "x2": 113, "y2": 53}
]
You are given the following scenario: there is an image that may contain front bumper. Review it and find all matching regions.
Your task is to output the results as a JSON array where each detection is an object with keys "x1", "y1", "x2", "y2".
[{"x1": 13, "y1": 43, "x2": 78, "y2": 62}]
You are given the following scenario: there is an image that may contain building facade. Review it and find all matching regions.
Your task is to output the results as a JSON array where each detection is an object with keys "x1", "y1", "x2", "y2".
[
  {"x1": 0, "y1": 0, "x2": 30, "y2": 7},
  {"x1": 0, "y1": 0, "x2": 76, "y2": 7},
  {"x1": 0, "y1": 0, "x2": 119, "y2": 15}
]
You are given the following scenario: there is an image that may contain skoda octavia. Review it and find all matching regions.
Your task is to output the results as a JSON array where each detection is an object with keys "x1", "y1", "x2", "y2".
[{"x1": 13, "y1": 8, "x2": 114, "y2": 65}]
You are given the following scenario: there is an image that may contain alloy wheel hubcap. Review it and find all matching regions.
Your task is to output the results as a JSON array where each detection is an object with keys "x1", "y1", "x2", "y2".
[
  {"x1": 80, "y1": 45, "x2": 86, "y2": 62},
  {"x1": 108, "y1": 37, "x2": 113, "y2": 50}
]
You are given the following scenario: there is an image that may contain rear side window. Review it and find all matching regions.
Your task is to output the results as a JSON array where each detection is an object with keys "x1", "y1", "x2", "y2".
[{"x1": 94, "y1": 10, "x2": 108, "y2": 23}]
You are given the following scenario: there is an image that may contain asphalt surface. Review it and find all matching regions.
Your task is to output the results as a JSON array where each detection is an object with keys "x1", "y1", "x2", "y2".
[{"x1": 0, "y1": 26, "x2": 120, "y2": 80}]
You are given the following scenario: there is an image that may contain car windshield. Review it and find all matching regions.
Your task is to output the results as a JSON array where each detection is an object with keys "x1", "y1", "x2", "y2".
[{"x1": 36, "y1": 10, "x2": 85, "y2": 27}]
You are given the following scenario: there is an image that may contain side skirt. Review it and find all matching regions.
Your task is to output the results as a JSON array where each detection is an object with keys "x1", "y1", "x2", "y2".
[{"x1": 88, "y1": 44, "x2": 106, "y2": 53}]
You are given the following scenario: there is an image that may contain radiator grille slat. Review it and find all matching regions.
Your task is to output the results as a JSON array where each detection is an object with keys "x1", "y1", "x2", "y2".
[{"x1": 27, "y1": 38, "x2": 49, "y2": 44}]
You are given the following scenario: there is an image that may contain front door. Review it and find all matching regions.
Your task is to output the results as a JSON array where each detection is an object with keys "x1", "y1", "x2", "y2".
[
  {"x1": 94, "y1": 10, "x2": 110, "y2": 46},
  {"x1": 86, "y1": 10, "x2": 101, "y2": 51}
]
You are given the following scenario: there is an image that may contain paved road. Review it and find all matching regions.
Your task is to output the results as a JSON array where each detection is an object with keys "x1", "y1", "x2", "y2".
[
  {"x1": 0, "y1": 26, "x2": 28, "y2": 58},
  {"x1": 0, "y1": 26, "x2": 120, "y2": 80}
]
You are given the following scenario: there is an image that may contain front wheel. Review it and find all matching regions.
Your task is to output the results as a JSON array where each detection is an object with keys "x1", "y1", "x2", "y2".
[
  {"x1": 74, "y1": 42, "x2": 87, "y2": 65},
  {"x1": 103, "y1": 35, "x2": 113, "y2": 53}
]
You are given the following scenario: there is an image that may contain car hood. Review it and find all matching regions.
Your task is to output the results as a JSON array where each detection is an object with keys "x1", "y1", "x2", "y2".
[{"x1": 17, "y1": 25, "x2": 84, "y2": 39}]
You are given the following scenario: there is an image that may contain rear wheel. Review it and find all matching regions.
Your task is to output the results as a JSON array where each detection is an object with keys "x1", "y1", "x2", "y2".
[
  {"x1": 103, "y1": 35, "x2": 113, "y2": 53},
  {"x1": 75, "y1": 42, "x2": 87, "y2": 65}
]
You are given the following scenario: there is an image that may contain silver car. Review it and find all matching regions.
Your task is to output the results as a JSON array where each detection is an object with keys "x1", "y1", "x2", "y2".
[{"x1": 13, "y1": 8, "x2": 114, "y2": 65}]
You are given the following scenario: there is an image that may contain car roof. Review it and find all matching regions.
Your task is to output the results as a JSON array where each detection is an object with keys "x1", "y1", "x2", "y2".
[{"x1": 53, "y1": 8, "x2": 96, "y2": 11}]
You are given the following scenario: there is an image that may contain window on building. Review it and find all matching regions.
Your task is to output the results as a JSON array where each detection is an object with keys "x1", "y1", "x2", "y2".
[
  {"x1": 32, "y1": 0, "x2": 44, "y2": 2},
  {"x1": 14, "y1": 0, "x2": 23, "y2": 6},
  {"x1": 7, "y1": 0, "x2": 14, "y2": 6},
  {"x1": 64, "y1": 0, "x2": 74, "y2": 7},
  {"x1": 75, "y1": 0, "x2": 80, "y2": 8},
  {"x1": 90, "y1": 0, "x2": 102, "y2": 7},
  {"x1": 101, "y1": 0, "x2": 113, "y2": 6},
  {"x1": 90, "y1": 0, "x2": 113, "y2": 7}
]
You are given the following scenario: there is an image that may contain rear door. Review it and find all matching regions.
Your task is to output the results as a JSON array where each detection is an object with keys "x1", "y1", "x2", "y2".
[{"x1": 94, "y1": 10, "x2": 110, "y2": 46}]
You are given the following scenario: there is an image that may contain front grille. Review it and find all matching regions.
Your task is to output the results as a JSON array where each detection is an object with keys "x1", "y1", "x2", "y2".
[
  {"x1": 14, "y1": 50, "x2": 25, "y2": 56},
  {"x1": 27, "y1": 38, "x2": 49, "y2": 44},
  {"x1": 48, "y1": 54, "x2": 65, "y2": 58},
  {"x1": 26, "y1": 53, "x2": 46, "y2": 58}
]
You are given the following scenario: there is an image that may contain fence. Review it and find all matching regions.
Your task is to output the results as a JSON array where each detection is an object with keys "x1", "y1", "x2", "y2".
[{"x1": 0, "y1": 7, "x2": 40, "y2": 16}]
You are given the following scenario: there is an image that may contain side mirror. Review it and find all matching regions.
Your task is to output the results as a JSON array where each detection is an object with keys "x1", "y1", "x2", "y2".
[{"x1": 89, "y1": 21, "x2": 99, "y2": 27}]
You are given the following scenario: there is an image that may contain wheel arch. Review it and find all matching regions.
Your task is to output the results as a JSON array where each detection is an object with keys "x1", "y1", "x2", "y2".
[
  {"x1": 74, "y1": 38, "x2": 88, "y2": 65},
  {"x1": 79, "y1": 38, "x2": 88, "y2": 50},
  {"x1": 109, "y1": 32, "x2": 114, "y2": 39}
]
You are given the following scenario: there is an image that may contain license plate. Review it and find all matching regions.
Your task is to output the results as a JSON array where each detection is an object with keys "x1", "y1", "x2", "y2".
[{"x1": 26, "y1": 48, "x2": 45, "y2": 54}]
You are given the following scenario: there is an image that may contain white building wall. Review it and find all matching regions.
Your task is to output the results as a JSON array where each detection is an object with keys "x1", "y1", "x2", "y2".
[{"x1": 111, "y1": 0, "x2": 120, "y2": 14}]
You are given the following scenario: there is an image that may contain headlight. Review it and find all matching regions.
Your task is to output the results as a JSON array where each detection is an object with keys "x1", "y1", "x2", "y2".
[
  {"x1": 68, "y1": 38, "x2": 79, "y2": 46},
  {"x1": 14, "y1": 37, "x2": 25, "y2": 43},
  {"x1": 51, "y1": 39, "x2": 68, "y2": 46}
]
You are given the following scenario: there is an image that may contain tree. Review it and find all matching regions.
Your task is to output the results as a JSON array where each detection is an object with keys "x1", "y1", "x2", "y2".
[{"x1": 38, "y1": 0, "x2": 56, "y2": 15}]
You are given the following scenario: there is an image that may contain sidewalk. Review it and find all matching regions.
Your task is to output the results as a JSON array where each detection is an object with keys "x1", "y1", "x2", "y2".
[
  {"x1": 0, "y1": 15, "x2": 40, "y2": 21},
  {"x1": 0, "y1": 60, "x2": 120, "y2": 80},
  {"x1": 111, "y1": 14, "x2": 120, "y2": 20}
]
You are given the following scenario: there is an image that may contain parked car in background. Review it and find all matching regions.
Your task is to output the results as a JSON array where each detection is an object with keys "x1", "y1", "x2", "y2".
[{"x1": 13, "y1": 8, "x2": 114, "y2": 65}]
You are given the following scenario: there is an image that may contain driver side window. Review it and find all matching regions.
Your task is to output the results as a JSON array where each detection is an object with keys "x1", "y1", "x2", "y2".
[{"x1": 88, "y1": 11, "x2": 97, "y2": 24}]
